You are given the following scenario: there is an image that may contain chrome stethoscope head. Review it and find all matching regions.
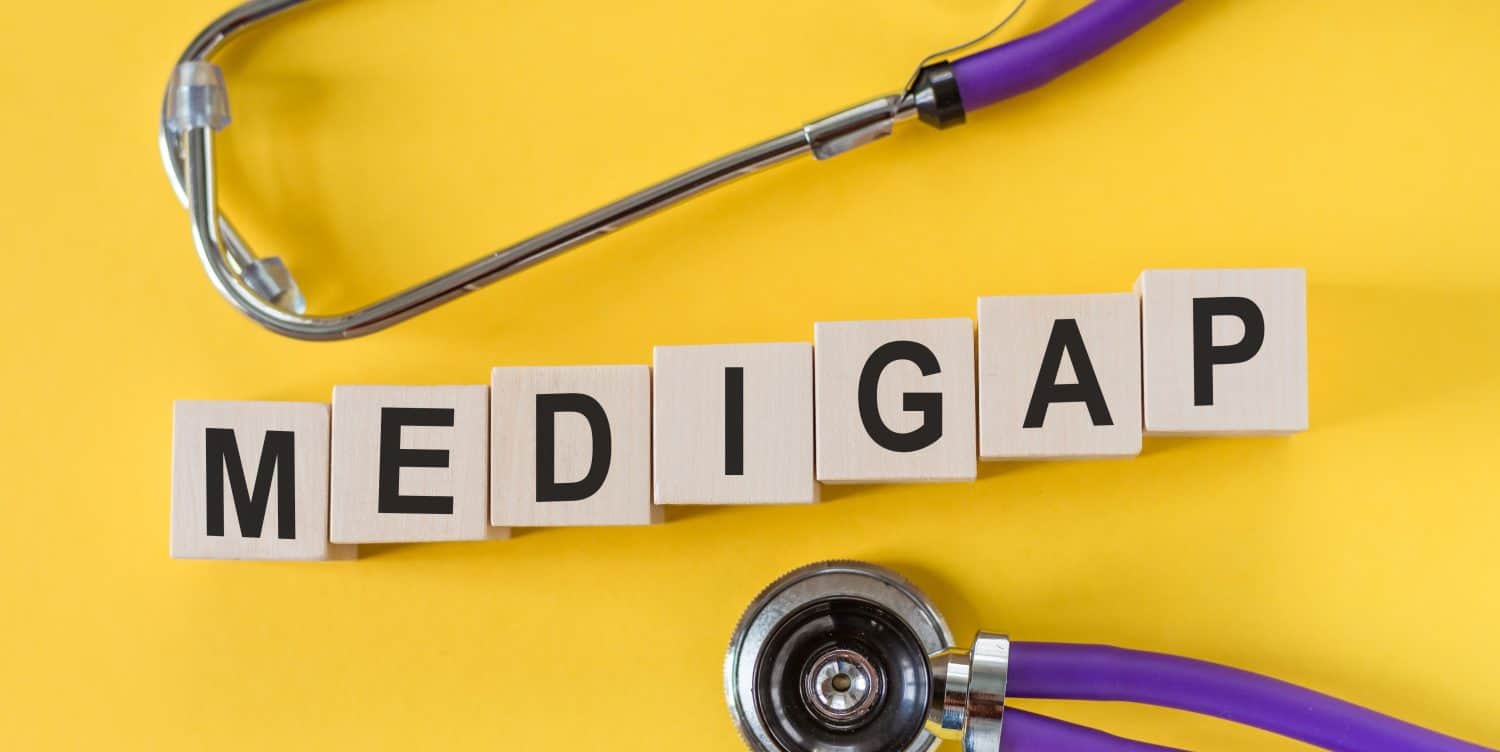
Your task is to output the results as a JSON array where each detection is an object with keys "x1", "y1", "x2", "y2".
[{"x1": 725, "y1": 561, "x2": 1009, "y2": 752}]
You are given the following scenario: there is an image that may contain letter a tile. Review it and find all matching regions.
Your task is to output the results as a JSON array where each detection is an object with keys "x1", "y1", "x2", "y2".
[{"x1": 978, "y1": 294, "x2": 1142, "y2": 459}]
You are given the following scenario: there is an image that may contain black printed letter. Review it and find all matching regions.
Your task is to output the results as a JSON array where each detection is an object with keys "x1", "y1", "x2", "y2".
[
  {"x1": 378, "y1": 407, "x2": 455, "y2": 515},
  {"x1": 205, "y1": 428, "x2": 295, "y2": 539},
  {"x1": 1193, "y1": 297, "x2": 1266, "y2": 406},
  {"x1": 536, "y1": 394, "x2": 611, "y2": 502},
  {"x1": 1023, "y1": 319, "x2": 1113, "y2": 428},
  {"x1": 858, "y1": 341, "x2": 943, "y2": 453},
  {"x1": 724, "y1": 367, "x2": 744, "y2": 476}
]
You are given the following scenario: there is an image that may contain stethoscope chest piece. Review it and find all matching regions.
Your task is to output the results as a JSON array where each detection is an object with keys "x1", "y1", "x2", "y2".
[{"x1": 725, "y1": 561, "x2": 962, "y2": 752}]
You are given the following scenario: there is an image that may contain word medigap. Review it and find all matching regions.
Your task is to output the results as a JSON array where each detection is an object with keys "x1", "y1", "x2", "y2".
[{"x1": 170, "y1": 269, "x2": 1308, "y2": 560}]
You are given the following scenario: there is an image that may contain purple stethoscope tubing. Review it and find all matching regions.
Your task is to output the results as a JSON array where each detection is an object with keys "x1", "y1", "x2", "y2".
[
  {"x1": 1003, "y1": 709, "x2": 1183, "y2": 752},
  {"x1": 710, "y1": 0, "x2": 1494, "y2": 745},
  {"x1": 939, "y1": 3, "x2": 1493, "y2": 746},
  {"x1": 1003, "y1": 643, "x2": 1494, "y2": 752},
  {"x1": 948, "y1": 0, "x2": 1184, "y2": 113}
]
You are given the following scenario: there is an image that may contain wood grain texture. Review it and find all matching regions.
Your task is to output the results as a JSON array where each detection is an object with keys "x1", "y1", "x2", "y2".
[
  {"x1": 171, "y1": 400, "x2": 354, "y2": 561},
  {"x1": 490, "y1": 366, "x2": 659, "y2": 526},
  {"x1": 330, "y1": 385, "x2": 506, "y2": 543},
  {"x1": 813, "y1": 319, "x2": 977, "y2": 483},
  {"x1": 653, "y1": 343, "x2": 816, "y2": 504},
  {"x1": 978, "y1": 294, "x2": 1143, "y2": 459},
  {"x1": 1138, "y1": 269, "x2": 1308, "y2": 435}
]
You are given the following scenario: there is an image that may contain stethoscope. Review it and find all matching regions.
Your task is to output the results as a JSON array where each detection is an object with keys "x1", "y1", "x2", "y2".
[
  {"x1": 727, "y1": 562, "x2": 1493, "y2": 752},
  {"x1": 160, "y1": 6, "x2": 1494, "y2": 748},
  {"x1": 161, "y1": 0, "x2": 1181, "y2": 340}
]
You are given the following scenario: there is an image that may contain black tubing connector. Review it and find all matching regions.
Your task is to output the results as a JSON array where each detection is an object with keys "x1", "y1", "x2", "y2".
[{"x1": 913, "y1": 62, "x2": 966, "y2": 130}]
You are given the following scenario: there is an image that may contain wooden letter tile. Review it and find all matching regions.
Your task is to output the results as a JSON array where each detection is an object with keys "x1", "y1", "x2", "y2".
[
  {"x1": 814, "y1": 319, "x2": 977, "y2": 483},
  {"x1": 653, "y1": 343, "x2": 816, "y2": 504},
  {"x1": 1137, "y1": 268, "x2": 1308, "y2": 435},
  {"x1": 330, "y1": 385, "x2": 504, "y2": 543},
  {"x1": 171, "y1": 400, "x2": 353, "y2": 560},
  {"x1": 978, "y1": 294, "x2": 1142, "y2": 459},
  {"x1": 491, "y1": 366, "x2": 658, "y2": 526}
]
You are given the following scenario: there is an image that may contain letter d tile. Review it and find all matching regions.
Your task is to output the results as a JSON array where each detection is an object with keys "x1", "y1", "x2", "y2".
[
  {"x1": 814, "y1": 319, "x2": 977, "y2": 483},
  {"x1": 491, "y1": 366, "x2": 658, "y2": 526}
]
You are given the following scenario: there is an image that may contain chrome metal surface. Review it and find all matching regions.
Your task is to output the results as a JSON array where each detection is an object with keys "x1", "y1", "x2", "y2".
[
  {"x1": 962, "y1": 633, "x2": 1011, "y2": 752},
  {"x1": 162, "y1": 0, "x2": 927, "y2": 340},
  {"x1": 803, "y1": 648, "x2": 881, "y2": 722},
  {"x1": 926, "y1": 648, "x2": 972, "y2": 739},
  {"x1": 725, "y1": 561, "x2": 953, "y2": 752},
  {"x1": 727, "y1": 561, "x2": 1018, "y2": 752},
  {"x1": 803, "y1": 96, "x2": 911, "y2": 160},
  {"x1": 921, "y1": 633, "x2": 1011, "y2": 751}
]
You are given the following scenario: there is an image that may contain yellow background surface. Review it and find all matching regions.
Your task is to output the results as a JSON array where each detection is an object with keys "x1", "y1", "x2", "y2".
[{"x1": 2, "y1": 0, "x2": 1498, "y2": 749}]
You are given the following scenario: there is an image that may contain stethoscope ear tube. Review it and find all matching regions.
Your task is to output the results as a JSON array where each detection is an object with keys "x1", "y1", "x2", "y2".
[
  {"x1": 162, "y1": 0, "x2": 1188, "y2": 339},
  {"x1": 727, "y1": 561, "x2": 1496, "y2": 752}
]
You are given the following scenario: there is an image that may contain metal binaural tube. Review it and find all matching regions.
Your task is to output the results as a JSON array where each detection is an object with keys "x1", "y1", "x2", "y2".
[
  {"x1": 164, "y1": 0, "x2": 1189, "y2": 339},
  {"x1": 164, "y1": 0, "x2": 1183, "y2": 339},
  {"x1": 168, "y1": 106, "x2": 814, "y2": 339},
  {"x1": 163, "y1": 3, "x2": 928, "y2": 339}
]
